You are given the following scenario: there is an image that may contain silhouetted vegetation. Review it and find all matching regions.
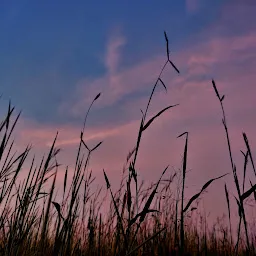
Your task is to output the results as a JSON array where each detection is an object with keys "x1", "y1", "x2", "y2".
[{"x1": 0, "y1": 32, "x2": 255, "y2": 255}]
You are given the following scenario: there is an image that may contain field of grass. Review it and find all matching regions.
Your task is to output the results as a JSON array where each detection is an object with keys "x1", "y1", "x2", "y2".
[{"x1": 0, "y1": 32, "x2": 255, "y2": 256}]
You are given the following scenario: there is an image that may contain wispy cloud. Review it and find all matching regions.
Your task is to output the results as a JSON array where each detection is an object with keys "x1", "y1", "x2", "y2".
[
  {"x1": 105, "y1": 30, "x2": 125, "y2": 75},
  {"x1": 11, "y1": 1, "x2": 256, "y2": 222},
  {"x1": 18, "y1": 28, "x2": 256, "y2": 173},
  {"x1": 60, "y1": 55, "x2": 164, "y2": 118}
]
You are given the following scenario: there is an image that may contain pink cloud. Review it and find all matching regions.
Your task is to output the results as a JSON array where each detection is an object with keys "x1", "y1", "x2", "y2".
[
  {"x1": 61, "y1": 28, "x2": 256, "y2": 121},
  {"x1": 11, "y1": 22, "x2": 256, "y2": 227},
  {"x1": 19, "y1": 29, "x2": 256, "y2": 172},
  {"x1": 15, "y1": 117, "x2": 125, "y2": 149},
  {"x1": 90, "y1": 31, "x2": 256, "y2": 221}
]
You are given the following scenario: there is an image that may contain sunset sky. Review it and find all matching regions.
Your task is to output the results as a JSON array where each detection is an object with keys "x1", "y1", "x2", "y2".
[{"x1": 0, "y1": 1, "x2": 256, "y2": 224}]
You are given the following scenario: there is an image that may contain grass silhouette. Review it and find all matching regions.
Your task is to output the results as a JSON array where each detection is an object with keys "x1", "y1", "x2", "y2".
[{"x1": 0, "y1": 32, "x2": 255, "y2": 256}]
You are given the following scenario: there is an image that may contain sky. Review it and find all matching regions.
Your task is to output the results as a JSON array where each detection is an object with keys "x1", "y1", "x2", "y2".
[{"x1": 1, "y1": 0, "x2": 256, "y2": 227}]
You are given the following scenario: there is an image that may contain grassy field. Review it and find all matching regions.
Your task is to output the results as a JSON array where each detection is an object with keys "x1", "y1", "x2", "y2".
[{"x1": 0, "y1": 32, "x2": 255, "y2": 256}]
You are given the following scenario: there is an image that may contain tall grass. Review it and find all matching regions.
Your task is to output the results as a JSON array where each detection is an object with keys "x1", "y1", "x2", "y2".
[{"x1": 0, "y1": 32, "x2": 255, "y2": 256}]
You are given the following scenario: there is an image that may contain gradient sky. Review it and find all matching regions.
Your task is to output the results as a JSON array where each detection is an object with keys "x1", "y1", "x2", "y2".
[{"x1": 1, "y1": 0, "x2": 256, "y2": 226}]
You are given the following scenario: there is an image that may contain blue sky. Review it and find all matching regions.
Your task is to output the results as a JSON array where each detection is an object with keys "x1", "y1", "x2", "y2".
[{"x1": 0, "y1": 0, "x2": 223, "y2": 124}]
